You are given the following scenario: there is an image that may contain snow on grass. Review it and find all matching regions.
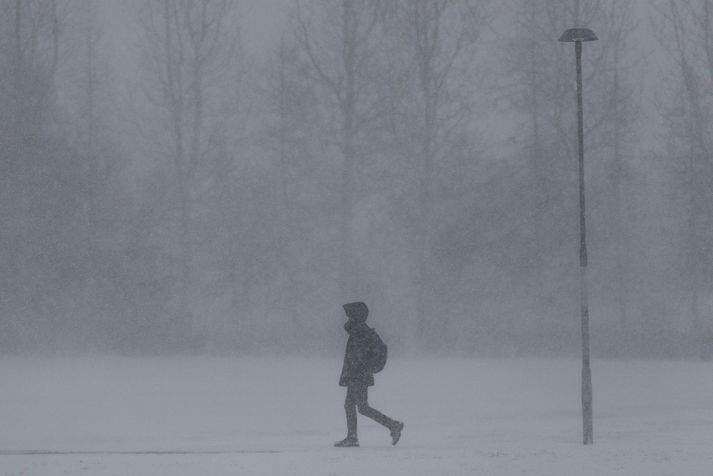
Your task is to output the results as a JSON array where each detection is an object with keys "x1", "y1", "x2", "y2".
[{"x1": 0, "y1": 357, "x2": 711, "y2": 475}]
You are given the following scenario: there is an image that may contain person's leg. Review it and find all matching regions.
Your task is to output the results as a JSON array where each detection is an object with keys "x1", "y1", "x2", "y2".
[
  {"x1": 354, "y1": 385, "x2": 404, "y2": 445},
  {"x1": 353, "y1": 385, "x2": 397, "y2": 429},
  {"x1": 344, "y1": 386, "x2": 358, "y2": 439},
  {"x1": 335, "y1": 387, "x2": 360, "y2": 447}
]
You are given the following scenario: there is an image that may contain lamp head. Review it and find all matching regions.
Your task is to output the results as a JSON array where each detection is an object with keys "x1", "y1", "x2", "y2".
[{"x1": 559, "y1": 28, "x2": 598, "y2": 42}]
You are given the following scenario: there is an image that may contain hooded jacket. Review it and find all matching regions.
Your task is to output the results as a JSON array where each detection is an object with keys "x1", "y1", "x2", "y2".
[{"x1": 339, "y1": 302, "x2": 375, "y2": 387}]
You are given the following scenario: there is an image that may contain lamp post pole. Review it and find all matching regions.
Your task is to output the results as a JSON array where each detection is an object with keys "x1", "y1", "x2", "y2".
[
  {"x1": 559, "y1": 27, "x2": 597, "y2": 446},
  {"x1": 575, "y1": 37, "x2": 593, "y2": 447}
]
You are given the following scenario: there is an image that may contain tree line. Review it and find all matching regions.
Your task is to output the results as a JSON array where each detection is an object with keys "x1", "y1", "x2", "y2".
[{"x1": 0, "y1": 0, "x2": 710, "y2": 358}]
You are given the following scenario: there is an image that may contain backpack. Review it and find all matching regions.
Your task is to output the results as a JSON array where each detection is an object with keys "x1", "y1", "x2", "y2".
[{"x1": 368, "y1": 328, "x2": 388, "y2": 373}]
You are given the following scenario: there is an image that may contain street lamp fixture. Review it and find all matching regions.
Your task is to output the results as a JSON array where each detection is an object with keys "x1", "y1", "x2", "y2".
[
  {"x1": 558, "y1": 28, "x2": 598, "y2": 43},
  {"x1": 559, "y1": 27, "x2": 597, "y2": 446}
]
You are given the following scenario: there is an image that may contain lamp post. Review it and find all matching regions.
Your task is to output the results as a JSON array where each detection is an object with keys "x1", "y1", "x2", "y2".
[{"x1": 559, "y1": 27, "x2": 597, "y2": 446}]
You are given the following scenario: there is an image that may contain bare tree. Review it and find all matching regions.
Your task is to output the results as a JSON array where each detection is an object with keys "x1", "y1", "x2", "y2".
[
  {"x1": 396, "y1": 0, "x2": 489, "y2": 347},
  {"x1": 255, "y1": 36, "x2": 312, "y2": 337},
  {"x1": 0, "y1": 0, "x2": 76, "y2": 349},
  {"x1": 292, "y1": 0, "x2": 386, "y2": 300},
  {"x1": 594, "y1": 2, "x2": 639, "y2": 339},
  {"x1": 136, "y1": 0, "x2": 240, "y2": 344},
  {"x1": 654, "y1": 0, "x2": 713, "y2": 357}
]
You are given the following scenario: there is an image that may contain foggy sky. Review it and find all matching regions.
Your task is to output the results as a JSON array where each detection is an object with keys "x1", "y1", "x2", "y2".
[{"x1": 0, "y1": 0, "x2": 711, "y2": 359}]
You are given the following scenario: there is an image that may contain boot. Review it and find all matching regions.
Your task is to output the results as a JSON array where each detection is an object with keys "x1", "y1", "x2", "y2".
[
  {"x1": 390, "y1": 421, "x2": 404, "y2": 446},
  {"x1": 334, "y1": 436, "x2": 359, "y2": 448}
]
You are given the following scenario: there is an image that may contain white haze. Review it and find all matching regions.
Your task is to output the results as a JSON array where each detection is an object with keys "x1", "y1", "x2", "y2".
[{"x1": 0, "y1": 0, "x2": 711, "y2": 360}]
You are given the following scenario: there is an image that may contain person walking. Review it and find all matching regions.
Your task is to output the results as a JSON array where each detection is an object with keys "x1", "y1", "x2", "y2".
[{"x1": 334, "y1": 302, "x2": 404, "y2": 448}]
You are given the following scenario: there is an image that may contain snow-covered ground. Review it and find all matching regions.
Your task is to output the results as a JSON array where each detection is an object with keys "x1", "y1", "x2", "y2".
[{"x1": 0, "y1": 356, "x2": 711, "y2": 475}]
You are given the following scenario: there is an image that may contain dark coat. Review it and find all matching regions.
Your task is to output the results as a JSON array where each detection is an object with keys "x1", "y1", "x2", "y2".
[{"x1": 339, "y1": 302, "x2": 375, "y2": 387}]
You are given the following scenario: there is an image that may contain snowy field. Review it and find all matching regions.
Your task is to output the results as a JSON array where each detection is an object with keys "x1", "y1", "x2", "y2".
[{"x1": 1, "y1": 357, "x2": 712, "y2": 476}]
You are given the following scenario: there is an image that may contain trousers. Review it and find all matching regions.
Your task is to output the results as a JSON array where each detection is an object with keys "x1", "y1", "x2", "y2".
[{"x1": 344, "y1": 384, "x2": 395, "y2": 438}]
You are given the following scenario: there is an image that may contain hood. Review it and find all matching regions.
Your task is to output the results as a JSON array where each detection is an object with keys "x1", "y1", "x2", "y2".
[{"x1": 343, "y1": 302, "x2": 368, "y2": 323}]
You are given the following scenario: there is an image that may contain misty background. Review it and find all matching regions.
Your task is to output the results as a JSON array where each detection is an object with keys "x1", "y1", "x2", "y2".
[{"x1": 0, "y1": 0, "x2": 710, "y2": 359}]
